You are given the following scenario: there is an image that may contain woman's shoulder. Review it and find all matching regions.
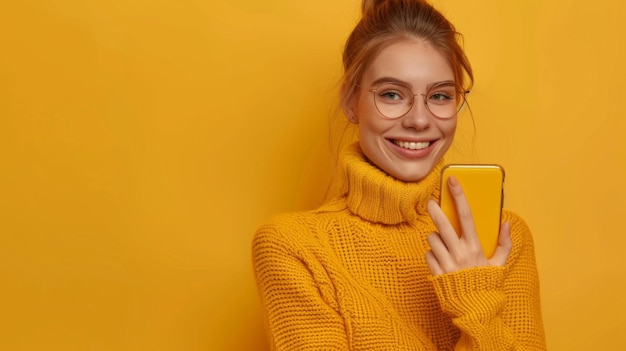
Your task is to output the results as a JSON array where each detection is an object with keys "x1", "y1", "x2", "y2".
[
  {"x1": 256, "y1": 210, "x2": 315, "y2": 237},
  {"x1": 252, "y1": 196, "x2": 349, "y2": 252}
]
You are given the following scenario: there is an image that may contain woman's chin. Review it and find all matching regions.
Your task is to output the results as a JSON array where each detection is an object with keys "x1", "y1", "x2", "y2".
[{"x1": 384, "y1": 164, "x2": 434, "y2": 183}]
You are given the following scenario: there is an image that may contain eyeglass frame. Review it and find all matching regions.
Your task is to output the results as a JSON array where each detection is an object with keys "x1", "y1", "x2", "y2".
[{"x1": 360, "y1": 81, "x2": 470, "y2": 120}]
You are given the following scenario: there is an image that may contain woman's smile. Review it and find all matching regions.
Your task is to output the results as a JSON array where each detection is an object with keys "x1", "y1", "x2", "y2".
[{"x1": 351, "y1": 39, "x2": 458, "y2": 182}]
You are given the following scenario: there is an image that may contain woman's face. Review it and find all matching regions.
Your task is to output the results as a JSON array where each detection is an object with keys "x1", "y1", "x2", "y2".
[{"x1": 348, "y1": 39, "x2": 459, "y2": 182}]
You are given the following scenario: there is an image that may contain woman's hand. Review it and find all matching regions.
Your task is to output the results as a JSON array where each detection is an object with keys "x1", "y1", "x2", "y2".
[{"x1": 425, "y1": 176, "x2": 512, "y2": 276}]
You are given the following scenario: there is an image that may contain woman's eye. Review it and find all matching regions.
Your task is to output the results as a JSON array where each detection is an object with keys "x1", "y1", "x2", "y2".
[
  {"x1": 430, "y1": 92, "x2": 453, "y2": 102},
  {"x1": 380, "y1": 91, "x2": 403, "y2": 100}
]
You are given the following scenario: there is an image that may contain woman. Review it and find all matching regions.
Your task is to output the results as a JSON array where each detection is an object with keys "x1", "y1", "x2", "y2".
[{"x1": 252, "y1": 0, "x2": 546, "y2": 350}]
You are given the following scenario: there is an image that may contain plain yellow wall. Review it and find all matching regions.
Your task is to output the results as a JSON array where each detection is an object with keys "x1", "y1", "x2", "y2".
[{"x1": 1, "y1": 0, "x2": 625, "y2": 350}]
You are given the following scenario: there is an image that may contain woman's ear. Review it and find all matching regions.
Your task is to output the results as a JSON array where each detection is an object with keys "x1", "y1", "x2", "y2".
[{"x1": 342, "y1": 94, "x2": 359, "y2": 124}]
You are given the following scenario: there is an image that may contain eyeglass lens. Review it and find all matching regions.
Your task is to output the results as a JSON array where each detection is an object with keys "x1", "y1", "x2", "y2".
[{"x1": 372, "y1": 83, "x2": 464, "y2": 119}]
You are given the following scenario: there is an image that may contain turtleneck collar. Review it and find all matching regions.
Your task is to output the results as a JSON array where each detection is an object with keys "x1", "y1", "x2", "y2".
[{"x1": 341, "y1": 142, "x2": 443, "y2": 225}]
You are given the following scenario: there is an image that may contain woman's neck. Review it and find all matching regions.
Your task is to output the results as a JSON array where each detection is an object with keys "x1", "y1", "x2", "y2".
[{"x1": 341, "y1": 143, "x2": 443, "y2": 224}]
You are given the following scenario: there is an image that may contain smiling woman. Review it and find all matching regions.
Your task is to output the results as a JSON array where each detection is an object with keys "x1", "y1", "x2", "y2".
[
  {"x1": 348, "y1": 40, "x2": 460, "y2": 182},
  {"x1": 251, "y1": 0, "x2": 546, "y2": 350}
]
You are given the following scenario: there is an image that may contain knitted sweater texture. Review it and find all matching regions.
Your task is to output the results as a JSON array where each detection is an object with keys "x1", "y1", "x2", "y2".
[{"x1": 252, "y1": 144, "x2": 546, "y2": 350}]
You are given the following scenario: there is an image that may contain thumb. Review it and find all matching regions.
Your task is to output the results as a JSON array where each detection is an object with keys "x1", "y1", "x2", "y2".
[{"x1": 488, "y1": 221, "x2": 512, "y2": 266}]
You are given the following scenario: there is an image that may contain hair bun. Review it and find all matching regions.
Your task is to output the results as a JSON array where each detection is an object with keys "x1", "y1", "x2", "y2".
[
  {"x1": 361, "y1": 0, "x2": 386, "y2": 16},
  {"x1": 362, "y1": 0, "x2": 429, "y2": 17}
]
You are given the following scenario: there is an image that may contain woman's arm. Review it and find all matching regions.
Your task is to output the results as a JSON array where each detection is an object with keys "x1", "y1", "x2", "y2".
[
  {"x1": 252, "y1": 223, "x2": 349, "y2": 351},
  {"x1": 430, "y1": 212, "x2": 546, "y2": 350},
  {"x1": 426, "y1": 176, "x2": 546, "y2": 350}
]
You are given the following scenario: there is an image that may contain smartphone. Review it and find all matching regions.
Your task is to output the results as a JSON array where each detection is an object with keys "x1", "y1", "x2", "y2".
[{"x1": 439, "y1": 164, "x2": 505, "y2": 258}]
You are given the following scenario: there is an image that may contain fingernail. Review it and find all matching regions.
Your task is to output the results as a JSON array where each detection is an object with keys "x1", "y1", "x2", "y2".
[
  {"x1": 448, "y1": 175, "x2": 458, "y2": 187},
  {"x1": 501, "y1": 220, "x2": 510, "y2": 232}
]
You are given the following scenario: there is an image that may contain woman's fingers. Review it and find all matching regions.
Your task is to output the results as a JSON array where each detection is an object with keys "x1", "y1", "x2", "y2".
[
  {"x1": 489, "y1": 221, "x2": 512, "y2": 267},
  {"x1": 427, "y1": 232, "x2": 456, "y2": 273},
  {"x1": 426, "y1": 176, "x2": 508, "y2": 275},
  {"x1": 425, "y1": 250, "x2": 443, "y2": 276},
  {"x1": 427, "y1": 199, "x2": 460, "y2": 255},
  {"x1": 447, "y1": 176, "x2": 481, "y2": 248}
]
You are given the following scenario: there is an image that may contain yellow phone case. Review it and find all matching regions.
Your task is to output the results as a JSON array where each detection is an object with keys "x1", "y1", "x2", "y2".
[{"x1": 440, "y1": 164, "x2": 505, "y2": 258}]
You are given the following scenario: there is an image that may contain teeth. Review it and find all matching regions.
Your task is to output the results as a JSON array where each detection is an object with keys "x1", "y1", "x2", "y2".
[{"x1": 394, "y1": 140, "x2": 430, "y2": 150}]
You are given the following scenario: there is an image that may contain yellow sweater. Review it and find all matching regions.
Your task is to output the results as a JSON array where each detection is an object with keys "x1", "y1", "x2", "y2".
[{"x1": 252, "y1": 144, "x2": 546, "y2": 350}]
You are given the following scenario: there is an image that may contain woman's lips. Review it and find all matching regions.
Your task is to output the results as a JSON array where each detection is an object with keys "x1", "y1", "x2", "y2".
[
  {"x1": 392, "y1": 140, "x2": 431, "y2": 150},
  {"x1": 388, "y1": 138, "x2": 437, "y2": 158}
]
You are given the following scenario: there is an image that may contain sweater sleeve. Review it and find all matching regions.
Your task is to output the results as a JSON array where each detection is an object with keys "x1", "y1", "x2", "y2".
[
  {"x1": 429, "y1": 211, "x2": 547, "y2": 351},
  {"x1": 252, "y1": 222, "x2": 349, "y2": 351}
]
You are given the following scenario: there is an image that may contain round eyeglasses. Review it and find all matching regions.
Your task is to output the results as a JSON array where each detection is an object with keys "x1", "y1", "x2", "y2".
[{"x1": 367, "y1": 82, "x2": 469, "y2": 119}]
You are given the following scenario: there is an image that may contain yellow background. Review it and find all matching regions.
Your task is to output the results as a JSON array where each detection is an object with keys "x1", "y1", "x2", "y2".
[{"x1": 1, "y1": 0, "x2": 625, "y2": 350}]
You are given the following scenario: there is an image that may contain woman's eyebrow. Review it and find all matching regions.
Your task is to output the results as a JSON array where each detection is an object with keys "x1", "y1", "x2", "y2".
[
  {"x1": 370, "y1": 76, "x2": 407, "y2": 86},
  {"x1": 369, "y1": 77, "x2": 456, "y2": 89},
  {"x1": 428, "y1": 80, "x2": 456, "y2": 88}
]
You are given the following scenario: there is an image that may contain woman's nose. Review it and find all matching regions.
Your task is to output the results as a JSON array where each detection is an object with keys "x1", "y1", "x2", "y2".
[{"x1": 401, "y1": 95, "x2": 431, "y2": 130}]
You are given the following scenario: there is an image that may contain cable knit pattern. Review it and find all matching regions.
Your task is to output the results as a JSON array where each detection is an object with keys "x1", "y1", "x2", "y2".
[{"x1": 252, "y1": 143, "x2": 546, "y2": 350}]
